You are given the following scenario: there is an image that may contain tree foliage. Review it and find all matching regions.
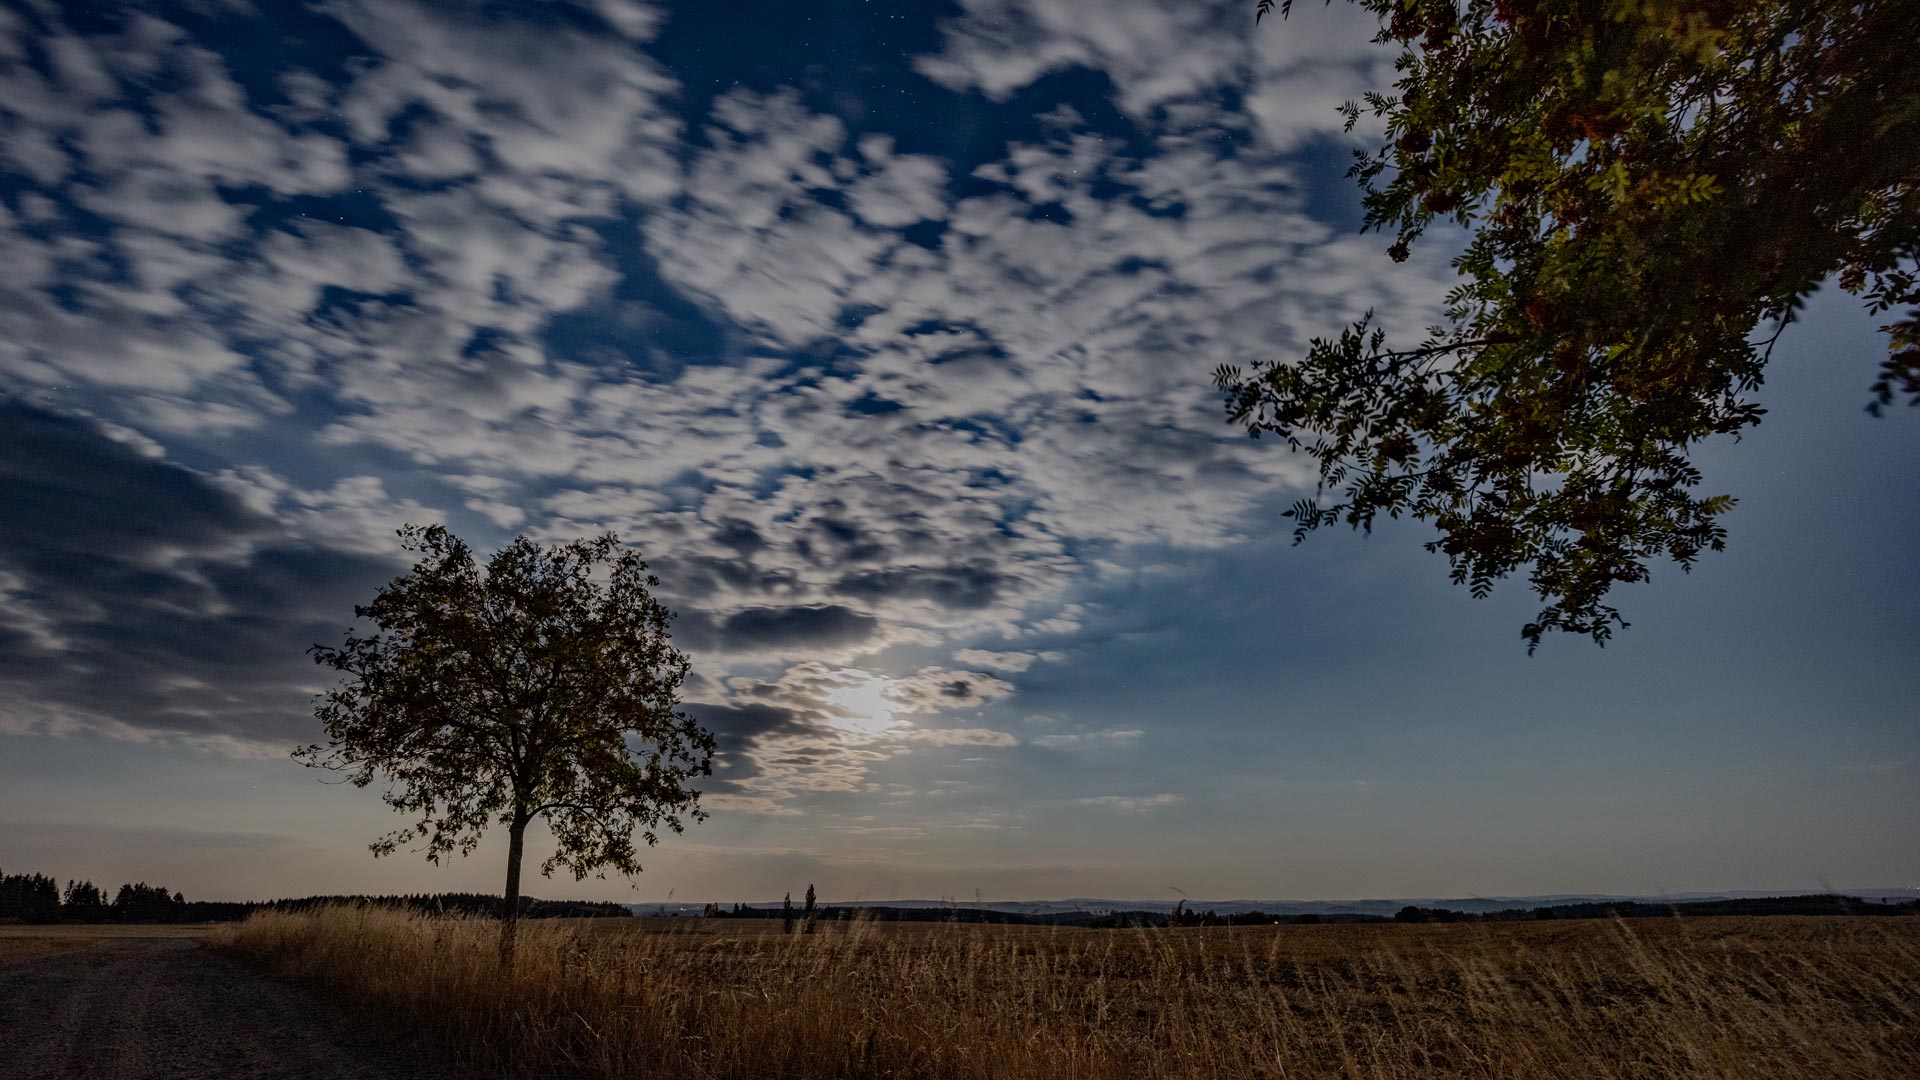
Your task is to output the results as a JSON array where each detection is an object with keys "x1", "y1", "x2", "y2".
[
  {"x1": 112, "y1": 882, "x2": 186, "y2": 923},
  {"x1": 61, "y1": 879, "x2": 110, "y2": 921},
  {"x1": 0, "y1": 869, "x2": 62, "y2": 922},
  {"x1": 298, "y1": 524, "x2": 713, "y2": 964},
  {"x1": 0, "y1": 871, "x2": 189, "y2": 923},
  {"x1": 1225, "y1": 0, "x2": 1918, "y2": 648}
]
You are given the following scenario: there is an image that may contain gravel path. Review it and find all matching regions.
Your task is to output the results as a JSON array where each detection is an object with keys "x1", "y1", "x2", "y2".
[{"x1": 0, "y1": 938, "x2": 455, "y2": 1080}]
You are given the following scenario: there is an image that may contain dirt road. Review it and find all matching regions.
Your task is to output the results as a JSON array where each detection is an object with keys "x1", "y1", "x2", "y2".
[{"x1": 0, "y1": 936, "x2": 453, "y2": 1080}]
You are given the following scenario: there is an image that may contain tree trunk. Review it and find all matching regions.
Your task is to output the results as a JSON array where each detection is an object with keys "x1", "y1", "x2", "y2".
[{"x1": 499, "y1": 813, "x2": 527, "y2": 974}]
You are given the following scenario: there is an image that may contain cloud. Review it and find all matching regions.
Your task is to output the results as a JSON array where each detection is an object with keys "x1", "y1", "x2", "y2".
[
  {"x1": 0, "y1": 1, "x2": 1457, "y2": 806},
  {"x1": 915, "y1": 1, "x2": 1245, "y2": 116},
  {"x1": 720, "y1": 663, "x2": 1015, "y2": 725},
  {"x1": 1032, "y1": 728, "x2": 1144, "y2": 748},
  {"x1": 903, "y1": 727, "x2": 1020, "y2": 747},
  {"x1": 0, "y1": 399, "x2": 262, "y2": 560},
  {"x1": 847, "y1": 136, "x2": 951, "y2": 227},
  {"x1": 835, "y1": 563, "x2": 1011, "y2": 612},
  {"x1": 0, "y1": 400, "x2": 401, "y2": 748},
  {"x1": 951, "y1": 648, "x2": 1065, "y2": 672},
  {"x1": 692, "y1": 663, "x2": 1018, "y2": 812},
  {"x1": 682, "y1": 604, "x2": 881, "y2": 654},
  {"x1": 833, "y1": 824, "x2": 930, "y2": 839},
  {"x1": 1078, "y1": 793, "x2": 1183, "y2": 811},
  {"x1": 918, "y1": 0, "x2": 1390, "y2": 149},
  {"x1": 681, "y1": 701, "x2": 810, "y2": 745},
  {"x1": 0, "y1": 13, "x2": 351, "y2": 401}
]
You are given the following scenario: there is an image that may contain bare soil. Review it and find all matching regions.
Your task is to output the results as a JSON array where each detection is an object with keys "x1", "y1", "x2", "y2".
[{"x1": 0, "y1": 934, "x2": 454, "y2": 1080}]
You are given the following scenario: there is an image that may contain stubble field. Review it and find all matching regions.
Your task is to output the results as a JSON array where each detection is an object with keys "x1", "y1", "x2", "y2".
[
  {"x1": 0, "y1": 922, "x2": 215, "y2": 965},
  {"x1": 207, "y1": 907, "x2": 1920, "y2": 1079}
]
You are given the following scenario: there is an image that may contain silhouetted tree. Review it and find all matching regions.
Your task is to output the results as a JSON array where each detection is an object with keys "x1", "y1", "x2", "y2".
[
  {"x1": 803, "y1": 883, "x2": 818, "y2": 934},
  {"x1": 62, "y1": 880, "x2": 109, "y2": 922},
  {"x1": 782, "y1": 891, "x2": 796, "y2": 934},
  {"x1": 297, "y1": 524, "x2": 714, "y2": 971},
  {"x1": 1395, "y1": 904, "x2": 1471, "y2": 924},
  {"x1": 1233, "y1": 1, "x2": 1919, "y2": 649},
  {"x1": 0, "y1": 870, "x2": 62, "y2": 923},
  {"x1": 112, "y1": 882, "x2": 183, "y2": 923}
]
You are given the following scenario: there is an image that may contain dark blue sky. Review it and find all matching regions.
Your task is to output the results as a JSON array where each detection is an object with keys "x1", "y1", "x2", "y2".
[{"x1": 0, "y1": 0, "x2": 1913, "y2": 902}]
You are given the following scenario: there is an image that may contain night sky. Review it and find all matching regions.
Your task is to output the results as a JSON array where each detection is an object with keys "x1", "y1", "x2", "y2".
[{"x1": 1, "y1": 0, "x2": 1914, "y2": 904}]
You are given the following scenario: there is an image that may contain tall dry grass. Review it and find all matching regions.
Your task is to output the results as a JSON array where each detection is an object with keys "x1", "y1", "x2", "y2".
[{"x1": 210, "y1": 907, "x2": 1920, "y2": 1079}]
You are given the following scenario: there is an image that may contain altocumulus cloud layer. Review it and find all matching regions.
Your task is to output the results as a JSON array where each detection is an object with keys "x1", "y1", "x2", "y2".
[{"x1": 0, "y1": 1, "x2": 1446, "y2": 810}]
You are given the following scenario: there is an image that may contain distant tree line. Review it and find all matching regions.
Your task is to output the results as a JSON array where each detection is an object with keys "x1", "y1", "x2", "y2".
[
  {"x1": 692, "y1": 892, "x2": 1919, "y2": 929},
  {"x1": 252, "y1": 893, "x2": 633, "y2": 921},
  {"x1": 695, "y1": 894, "x2": 1368, "y2": 929},
  {"x1": 1, "y1": 870, "x2": 190, "y2": 924},
  {"x1": 1082, "y1": 908, "x2": 1362, "y2": 929},
  {"x1": 697, "y1": 885, "x2": 832, "y2": 934},
  {"x1": 1393, "y1": 895, "x2": 1920, "y2": 924},
  {"x1": 0, "y1": 867, "x2": 631, "y2": 925}
]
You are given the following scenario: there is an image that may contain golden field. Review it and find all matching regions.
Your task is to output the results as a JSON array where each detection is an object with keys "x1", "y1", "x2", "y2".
[{"x1": 210, "y1": 908, "x2": 1920, "y2": 1079}]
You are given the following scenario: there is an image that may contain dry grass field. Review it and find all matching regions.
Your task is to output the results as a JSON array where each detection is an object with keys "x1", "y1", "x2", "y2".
[{"x1": 211, "y1": 907, "x2": 1920, "y2": 1080}]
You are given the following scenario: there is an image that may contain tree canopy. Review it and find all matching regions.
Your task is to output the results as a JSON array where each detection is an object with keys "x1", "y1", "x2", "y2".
[
  {"x1": 298, "y1": 524, "x2": 713, "y2": 965},
  {"x1": 1229, "y1": 0, "x2": 1918, "y2": 648}
]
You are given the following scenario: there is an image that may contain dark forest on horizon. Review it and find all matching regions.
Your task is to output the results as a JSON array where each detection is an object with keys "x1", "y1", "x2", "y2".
[
  {"x1": 0, "y1": 868, "x2": 630, "y2": 924},
  {"x1": 8, "y1": 864, "x2": 1915, "y2": 928}
]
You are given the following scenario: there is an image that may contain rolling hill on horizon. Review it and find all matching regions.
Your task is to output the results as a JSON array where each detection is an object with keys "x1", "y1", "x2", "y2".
[{"x1": 629, "y1": 888, "x2": 1920, "y2": 918}]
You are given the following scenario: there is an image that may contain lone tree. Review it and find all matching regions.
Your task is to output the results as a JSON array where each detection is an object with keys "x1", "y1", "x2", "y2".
[
  {"x1": 1231, "y1": 1, "x2": 1917, "y2": 649},
  {"x1": 298, "y1": 524, "x2": 714, "y2": 969}
]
